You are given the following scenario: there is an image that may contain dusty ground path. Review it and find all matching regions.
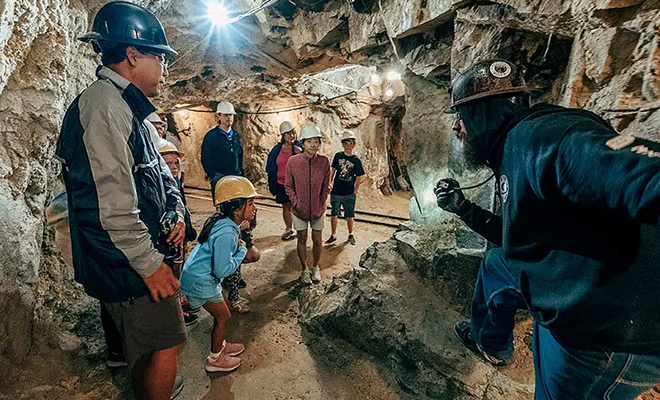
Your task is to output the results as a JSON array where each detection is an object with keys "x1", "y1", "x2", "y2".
[{"x1": 173, "y1": 193, "x2": 407, "y2": 400}]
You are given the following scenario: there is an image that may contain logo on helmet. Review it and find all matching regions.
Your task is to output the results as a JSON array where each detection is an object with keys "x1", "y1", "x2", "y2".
[{"x1": 490, "y1": 61, "x2": 512, "y2": 79}]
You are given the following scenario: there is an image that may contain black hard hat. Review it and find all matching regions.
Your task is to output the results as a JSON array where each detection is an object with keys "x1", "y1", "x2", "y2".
[
  {"x1": 444, "y1": 59, "x2": 539, "y2": 113},
  {"x1": 79, "y1": 1, "x2": 177, "y2": 56}
]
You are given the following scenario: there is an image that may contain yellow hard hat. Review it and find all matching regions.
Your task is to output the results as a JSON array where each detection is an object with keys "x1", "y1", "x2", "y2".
[
  {"x1": 157, "y1": 141, "x2": 185, "y2": 158},
  {"x1": 214, "y1": 176, "x2": 261, "y2": 206}
]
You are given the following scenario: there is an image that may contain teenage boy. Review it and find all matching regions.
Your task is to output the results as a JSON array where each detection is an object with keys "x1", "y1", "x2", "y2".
[{"x1": 326, "y1": 130, "x2": 365, "y2": 245}]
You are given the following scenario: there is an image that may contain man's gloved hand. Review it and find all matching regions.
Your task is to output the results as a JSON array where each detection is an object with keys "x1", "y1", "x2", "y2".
[{"x1": 434, "y1": 178, "x2": 467, "y2": 214}]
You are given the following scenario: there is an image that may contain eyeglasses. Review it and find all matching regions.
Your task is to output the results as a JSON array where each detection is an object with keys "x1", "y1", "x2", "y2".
[
  {"x1": 149, "y1": 52, "x2": 169, "y2": 69},
  {"x1": 137, "y1": 48, "x2": 169, "y2": 69}
]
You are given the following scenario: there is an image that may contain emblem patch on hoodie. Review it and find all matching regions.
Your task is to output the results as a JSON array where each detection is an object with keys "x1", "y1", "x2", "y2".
[{"x1": 499, "y1": 175, "x2": 509, "y2": 203}]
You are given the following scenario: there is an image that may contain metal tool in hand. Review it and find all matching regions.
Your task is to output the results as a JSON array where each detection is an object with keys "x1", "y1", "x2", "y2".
[{"x1": 435, "y1": 174, "x2": 495, "y2": 198}]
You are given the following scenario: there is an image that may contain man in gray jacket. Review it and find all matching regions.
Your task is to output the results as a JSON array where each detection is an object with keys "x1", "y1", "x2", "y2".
[{"x1": 56, "y1": 2, "x2": 186, "y2": 399}]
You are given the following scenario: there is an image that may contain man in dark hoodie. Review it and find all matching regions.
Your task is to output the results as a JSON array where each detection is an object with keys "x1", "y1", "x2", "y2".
[{"x1": 436, "y1": 59, "x2": 660, "y2": 399}]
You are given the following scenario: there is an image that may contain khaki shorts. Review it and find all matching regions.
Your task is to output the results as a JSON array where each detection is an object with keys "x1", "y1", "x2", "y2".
[
  {"x1": 292, "y1": 214, "x2": 324, "y2": 231},
  {"x1": 103, "y1": 294, "x2": 186, "y2": 368}
]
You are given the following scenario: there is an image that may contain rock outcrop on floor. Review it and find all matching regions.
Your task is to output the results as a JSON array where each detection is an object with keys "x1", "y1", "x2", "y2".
[{"x1": 299, "y1": 225, "x2": 534, "y2": 400}]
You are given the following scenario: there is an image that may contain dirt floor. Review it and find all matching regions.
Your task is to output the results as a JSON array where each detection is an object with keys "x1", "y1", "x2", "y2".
[
  {"x1": 170, "y1": 194, "x2": 406, "y2": 400},
  {"x1": 6, "y1": 190, "x2": 659, "y2": 400}
]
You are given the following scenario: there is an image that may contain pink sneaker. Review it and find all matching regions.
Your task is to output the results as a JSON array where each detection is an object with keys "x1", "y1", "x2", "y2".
[
  {"x1": 224, "y1": 341, "x2": 245, "y2": 357},
  {"x1": 205, "y1": 353, "x2": 241, "y2": 373}
]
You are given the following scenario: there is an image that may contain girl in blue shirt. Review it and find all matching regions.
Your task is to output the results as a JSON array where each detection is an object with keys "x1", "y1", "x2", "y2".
[{"x1": 180, "y1": 176, "x2": 260, "y2": 373}]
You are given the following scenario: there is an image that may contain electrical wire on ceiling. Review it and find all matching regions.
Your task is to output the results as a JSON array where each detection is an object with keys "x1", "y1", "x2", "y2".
[{"x1": 165, "y1": 0, "x2": 406, "y2": 116}]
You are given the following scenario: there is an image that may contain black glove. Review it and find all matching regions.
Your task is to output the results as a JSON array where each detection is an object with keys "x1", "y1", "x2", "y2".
[{"x1": 434, "y1": 178, "x2": 467, "y2": 214}]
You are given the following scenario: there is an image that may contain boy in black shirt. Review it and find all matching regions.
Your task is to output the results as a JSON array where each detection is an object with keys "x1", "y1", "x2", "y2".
[{"x1": 326, "y1": 130, "x2": 365, "y2": 245}]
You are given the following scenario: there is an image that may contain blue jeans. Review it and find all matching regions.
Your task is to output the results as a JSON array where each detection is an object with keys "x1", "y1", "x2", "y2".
[
  {"x1": 472, "y1": 248, "x2": 660, "y2": 399},
  {"x1": 470, "y1": 248, "x2": 526, "y2": 361},
  {"x1": 533, "y1": 323, "x2": 660, "y2": 400}
]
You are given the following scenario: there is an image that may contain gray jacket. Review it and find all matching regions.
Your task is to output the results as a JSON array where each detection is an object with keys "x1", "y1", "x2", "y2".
[{"x1": 56, "y1": 66, "x2": 184, "y2": 303}]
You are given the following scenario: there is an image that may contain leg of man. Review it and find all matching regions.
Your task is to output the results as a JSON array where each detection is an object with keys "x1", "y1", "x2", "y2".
[
  {"x1": 532, "y1": 322, "x2": 660, "y2": 400},
  {"x1": 100, "y1": 301, "x2": 124, "y2": 365},
  {"x1": 329, "y1": 194, "x2": 340, "y2": 238},
  {"x1": 330, "y1": 216, "x2": 338, "y2": 237},
  {"x1": 311, "y1": 229, "x2": 323, "y2": 267},
  {"x1": 282, "y1": 203, "x2": 293, "y2": 232},
  {"x1": 144, "y1": 345, "x2": 181, "y2": 400},
  {"x1": 343, "y1": 194, "x2": 356, "y2": 243},
  {"x1": 297, "y1": 228, "x2": 308, "y2": 270},
  {"x1": 105, "y1": 295, "x2": 186, "y2": 400},
  {"x1": 470, "y1": 248, "x2": 527, "y2": 361}
]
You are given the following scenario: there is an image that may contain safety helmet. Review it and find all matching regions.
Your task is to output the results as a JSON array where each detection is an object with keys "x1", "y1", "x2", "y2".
[
  {"x1": 279, "y1": 120, "x2": 295, "y2": 134},
  {"x1": 213, "y1": 176, "x2": 261, "y2": 206},
  {"x1": 341, "y1": 130, "x2": 357, "y2": 141},
  {"x1": 299, "y1": 124, "x2": 322, "y2": 141},
  {"x1": 146, "y1": 112, "x2": 163, "y2": 124},
  {"x1": 216, "y1": 101, "x2": 236, "y2": 115},
  {"x1": 157, "y1": 141, "x2": 185, "y2": 158},
  {"x1": 444, "y1": 59, "x2": 539, "y2": 113},
  {"x1": 79, "y1": 1, "x2": 177, "y2": 56}
]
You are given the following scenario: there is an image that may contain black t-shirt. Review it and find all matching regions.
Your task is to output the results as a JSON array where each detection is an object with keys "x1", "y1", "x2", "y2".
[{"x1": 331, "y1": 152, "x2": 365, "y2": 196}]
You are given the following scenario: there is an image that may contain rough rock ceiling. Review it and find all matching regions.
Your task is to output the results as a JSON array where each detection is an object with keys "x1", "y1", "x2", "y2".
[{"x1": 148, "y1": 0, "x2": 586, "y2": 110}]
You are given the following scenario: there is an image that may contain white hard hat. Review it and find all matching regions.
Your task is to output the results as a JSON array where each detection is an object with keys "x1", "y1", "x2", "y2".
[
  {"x1": 216, "y1": 101, "x2": 236, "y2": 115},
  {"x1": 341, "y1": 130, "x2": 357, "y2": 141},
  {"x1": 279, "y1": 121, "x2": 295, "y2": 134},
  {"x1": 300, "y1": 124, "x2": 322, "y2": 141},
  {"x1": 146, "y1": 112, "x2": 163, "y2": 123}
]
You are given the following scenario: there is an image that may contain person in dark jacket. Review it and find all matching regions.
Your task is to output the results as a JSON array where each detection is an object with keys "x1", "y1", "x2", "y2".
[
  {"x1": 200, "y1": 100, "x2": 254, "y2": 312},
  {"x1": 436, "y1": 59, "x2": 660, "y2": 399},
  {"x1": 55, "y1": 3, "x2": 186, "y2": 399},
  {"x1": 201, "y1": 101, "x2": 243, "y2": 199},
  {"x1": 266, "y1": 120, "x2": 302, "y2": 241}
]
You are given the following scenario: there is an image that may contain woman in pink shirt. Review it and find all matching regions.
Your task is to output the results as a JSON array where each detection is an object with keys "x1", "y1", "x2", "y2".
[
  {"x1": 266, "y1": 121, "x2": 302, "y2": 240},
  {"x1": 284, "y1": 123, "x2": 331, "y2": 284}
]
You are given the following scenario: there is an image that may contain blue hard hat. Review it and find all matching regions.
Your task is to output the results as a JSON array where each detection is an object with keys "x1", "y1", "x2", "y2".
[{"x1": 79, "y1": 1, "x2": 177, "y2": 56}]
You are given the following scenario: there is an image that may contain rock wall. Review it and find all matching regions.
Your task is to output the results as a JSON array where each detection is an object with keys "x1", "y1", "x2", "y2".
[
  {"x1": 0, "y1": 0, "x2": 183, "y2": 383},
  {"x1": 172, "y1": 64, "x2": 396, "y2": 196},
  {"x1": 0, "y1": 0, "x2": 98, "y2": 377},
  {"x1": 1, "y1": 0, "x2": 659, "y2": 394}
]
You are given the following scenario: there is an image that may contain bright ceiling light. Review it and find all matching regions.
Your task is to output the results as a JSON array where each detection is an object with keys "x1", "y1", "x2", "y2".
[
  {"x1": 207, "y1": 2, "x2": 230, "y2": 26},
  {"x1": 385, "y1": 70, "x2": 401, "y2": 81}
]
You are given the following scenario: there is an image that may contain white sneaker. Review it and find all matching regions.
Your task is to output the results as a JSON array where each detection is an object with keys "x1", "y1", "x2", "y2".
[
  {"x1": 300, "y1": 269, "x2": 312, "y2": 285},
  {"x1": 311, "y1": 266, "x2": 321, "y2": 283}
]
